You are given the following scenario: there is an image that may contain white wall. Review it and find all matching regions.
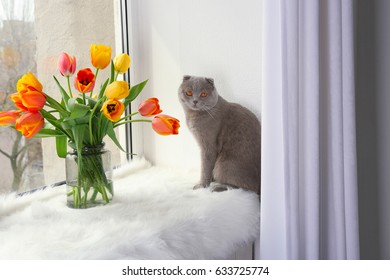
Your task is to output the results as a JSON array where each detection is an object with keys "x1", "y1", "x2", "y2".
[{"x1": 128, "y1": 0, "x2": 262, "y2": 171}]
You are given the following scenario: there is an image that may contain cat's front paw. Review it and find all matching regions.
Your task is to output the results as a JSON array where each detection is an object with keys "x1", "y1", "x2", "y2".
[{"x1": 193, "y1": 184, "x2": 206, "y2": 190}]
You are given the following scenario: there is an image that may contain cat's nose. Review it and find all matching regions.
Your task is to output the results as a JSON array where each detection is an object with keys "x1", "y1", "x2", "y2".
[{"x1": 193, "y1": 100, "x2": 198, "y2": 105}]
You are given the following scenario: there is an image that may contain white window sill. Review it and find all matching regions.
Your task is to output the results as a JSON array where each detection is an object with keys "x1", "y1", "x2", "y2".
[{"x1": 0, "y1": 158, "x2": 259, "y2": 260}]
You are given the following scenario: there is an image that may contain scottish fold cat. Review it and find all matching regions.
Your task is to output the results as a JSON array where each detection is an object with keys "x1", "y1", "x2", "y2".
[{"x1": 178, "y1": 75, "x2": 261, "y2": 194}]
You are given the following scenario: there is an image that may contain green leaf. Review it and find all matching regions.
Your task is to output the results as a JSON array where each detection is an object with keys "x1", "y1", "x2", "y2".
[
  {"x1": 40, "y1": 109, "x2": 57, "y2": 121},
  {"x1": 86, "y1": 96, "x2": 98, "y2": 110},
  {"x1": 69, "y1": 102, "x2": 90, "y2": 119},
  {"x1": 56, "y1": 135, "x2": 68, "y2": 158},
  {"x1": 88, "y1": 98, "x2": 104, "y2": 145},
  {"x1": 62, "y1": 116, "x2": 90, "y2": 130},
  {"x1": 98, "y1": 78, "x2": 110, "y2": 100},
  {"x1": 123, "y1": 79, "x2": 148, "y2": 107},
  {"x1": 109, "y1": 61, "x2": 115, "y2": 83},
  {"x1": 106, "y1": 122, "x2": 126, "y2": 153},
  {"x1": 40, "y1": 109, "x2": 72, "y2": 139},
  {"x1": 34, "y1": 128, "x2": 64, "y2": 138},
  {"x1": 53, "y1": 75, "x2": 70, "y2": 107},
  {"x1": 72, "y1": 124, "x2": 87, "y2": 164},
  {"x1": 99, "y1": 115, "x2": 110, "y2": 140},
  {"x1": 68, "y1": 98, "x2": 76, "y2": 111},
  {"x1": 44, "y1": 94, "x2": 69, "y2": 118}
]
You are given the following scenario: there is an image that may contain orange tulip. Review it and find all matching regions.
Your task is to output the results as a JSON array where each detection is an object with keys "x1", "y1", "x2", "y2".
[
  {"x1": 10, "y1": 91, "x2": 46, "y2": 113},
  {"x1": 13, "y1": 72, "x2": 46, "y2": 112},
  {"x1": 101, "y1": 99, "x2": 125, "y2": 122},
  {"x1": 15, "y1": 112, "x2": 44, "y2": 138},
  {"x1": 58, "y1": 52, "x2": 76, "y2": 77},
  {"x1": 74, "y1": 68, "x2": 95, "y2": 93},
  {"x1": 0, "y1": 110, "x2": 21, "y2": 126},
  {"x1": 104, "y1": 81, "x2": 129, "y2": 100},
  {"x1": 138, "y1": 98, "x2": 162, "y2": 117},
  {"x1": 90, "y1": 44, "x2": 111, "y2": 70},
  {"x1": 152, "y1": 114, "x2": 180, "y2": 136}
]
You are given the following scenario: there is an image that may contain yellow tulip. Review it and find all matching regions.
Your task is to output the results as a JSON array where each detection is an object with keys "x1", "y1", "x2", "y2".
[
  {"x1": 90, "y1": 44, "x2": 111, "y2": 70},
  {"x1": 113, "y1": 53, "x2": 131, "y2": 74},
  {"x1": 17, "y1": 72, "x2": 43, "y2": 93},
  {"x1": 104, "y1": 81, "x2": 129, "y2": 100},
  {"x1": 101, "y1": 99, "x2": 125, "y2": 122}
]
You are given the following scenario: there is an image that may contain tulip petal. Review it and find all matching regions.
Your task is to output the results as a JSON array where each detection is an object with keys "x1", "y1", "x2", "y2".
[
  {"x1": 0, "y1": 110, "x2": 21, "y2": 126},
  {"x1": 90, "y1": 44, "x2": 112, "y2": 70},
  {"x1": 13, "y1": 73, "x2": 46, "y2": 112},
  {"x1": 58, "y1": 52, "x2": 76, "y2": 77},
  {"x1": 16, "y1": 72, "x2": 43, "y2": 93},
  {"x1": 101, "y1": 99, "x2": 125, "y2": 122},
  {"x1": 152, "y1": 114, "x2": 180, "y2": 136},
  {"x1": 74, "y1": 68, "x2": 95, "y2": 93},
  {"x1": 20, "y1": 90, "x2": 46, "y2": 112},
  {"x1": 113, "y1": 53, "x2": 131, "y2": 74},
  {"x1": 15, "y1": 112, "x2": 44, "y2": 138},
  {"x1": 104, "y1": 81, "x2": 129, "y2": 99},
  {"x1": 138, "y1": 98, "x2": 163, "y2": 116}
]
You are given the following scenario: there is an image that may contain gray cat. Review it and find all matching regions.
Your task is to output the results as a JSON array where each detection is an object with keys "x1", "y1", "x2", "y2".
[{"x1": 178, "y1": 75, "x2": 261, "y2": 194}]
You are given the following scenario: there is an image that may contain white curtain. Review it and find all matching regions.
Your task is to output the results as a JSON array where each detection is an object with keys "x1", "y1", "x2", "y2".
[{"x1": 260, "y1": 0, "x2": 360, "y2": 259}]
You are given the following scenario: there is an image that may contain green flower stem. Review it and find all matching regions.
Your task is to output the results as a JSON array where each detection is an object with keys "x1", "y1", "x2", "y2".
[
  {"x1": 116, "y1": 111, "x2": 139, "y2": 123},
  {"x1": 67, "y1": 76, "x2": 73, "y2": 98},
  {"x1": 44, "y1": 95, "x2": 69, "y2": 117},
  {"x1": 90, "y1": 68, "x2": 100, "y2": 98},
  {"x1": 114, "y1": 118, "x2": 152, "y2": 128},
  {"x1": 40, "y1": 109, "x2": 72, "y2": 139},
  {"x1": 68, "y1": 146, "x2": 112, "y2": 209},
  {"x1": 89, "y1": 98, "x2": 104, "y2": 145}
]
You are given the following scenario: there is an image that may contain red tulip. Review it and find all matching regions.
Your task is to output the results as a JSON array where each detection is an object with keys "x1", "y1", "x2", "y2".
[
  {"x1": 0, "y1": 110, "x2": 21, "y2": 126},
  {"x1": 15, "y1": 112, "x2": 44, "y2": 138},
  {"x1": 58, "y1": 52, "x2": 76, "y2": 77},
  {"x1": 138, "y1": 98, "x2": 162, "y2": 117},
  {"x1": 74, "y1": 68, "x2": 95, "y2": 93},
  {"x1": 152, "y1": 114, "x2": 180, "y2": 136}
]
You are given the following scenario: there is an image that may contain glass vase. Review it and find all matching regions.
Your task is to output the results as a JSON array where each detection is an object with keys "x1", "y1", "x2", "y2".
[{"x1": 66, "y1": 143, "x2": 113, "y2": 209}]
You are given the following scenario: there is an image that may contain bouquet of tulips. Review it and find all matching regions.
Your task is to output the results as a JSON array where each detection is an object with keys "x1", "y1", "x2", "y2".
[{"x1": 0, "y1": 44, "x2": 180, "y2": 208}]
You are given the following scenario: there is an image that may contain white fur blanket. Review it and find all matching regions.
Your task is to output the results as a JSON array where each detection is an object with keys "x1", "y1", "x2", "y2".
[{"x1": 0, "y1": 158, "x2": 260, "y2": 260}]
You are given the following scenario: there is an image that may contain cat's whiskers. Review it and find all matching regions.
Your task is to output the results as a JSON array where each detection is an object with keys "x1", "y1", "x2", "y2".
[{"x1": 202, "y1": 105, "x2": 217, "y2": 120}]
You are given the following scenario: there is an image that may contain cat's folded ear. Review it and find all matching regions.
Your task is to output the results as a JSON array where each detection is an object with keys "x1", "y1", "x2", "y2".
[
  {"x1": 205, "y1": 77, "x2": 214, "y2": 86},
  {"x1": 183, "y1": 75, "x2": 192, "y2": 81}
]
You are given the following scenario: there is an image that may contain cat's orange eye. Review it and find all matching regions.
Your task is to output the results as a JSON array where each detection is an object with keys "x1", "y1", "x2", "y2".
[
  {"x1": 186, "y1": 91, "x2": 193, "y2": 96},
  {"x1": 201, "y1": 91, "x2": 208, "y2": 97}
]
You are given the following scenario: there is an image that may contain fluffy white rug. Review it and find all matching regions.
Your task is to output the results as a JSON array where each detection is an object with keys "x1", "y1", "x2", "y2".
[{"x1": 0, "y1": 158, "x2": 260, "y2": 260}]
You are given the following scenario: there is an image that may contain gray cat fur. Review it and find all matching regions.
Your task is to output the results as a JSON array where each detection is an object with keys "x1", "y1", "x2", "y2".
[{"x1": 178, "y1": 75, "x2": 261, "y2": 194}]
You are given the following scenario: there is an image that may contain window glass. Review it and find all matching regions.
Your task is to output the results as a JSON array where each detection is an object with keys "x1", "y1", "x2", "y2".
[
  {"x1": 1, "y1": 0, "x2": 125, "y2": 195},
  {"x1": 0, "y1": 0, "x2": 44, "y2": 194}
]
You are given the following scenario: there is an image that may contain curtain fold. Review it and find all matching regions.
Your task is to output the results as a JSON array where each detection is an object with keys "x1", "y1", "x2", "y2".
[{"x1": 260, "y1": 0, "x2": 359, "y2": 259}]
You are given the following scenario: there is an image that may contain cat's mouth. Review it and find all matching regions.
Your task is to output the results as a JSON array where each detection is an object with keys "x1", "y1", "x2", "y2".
[{"x1": 190, "y1": 104, "x2": 202, "y2": 110}]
